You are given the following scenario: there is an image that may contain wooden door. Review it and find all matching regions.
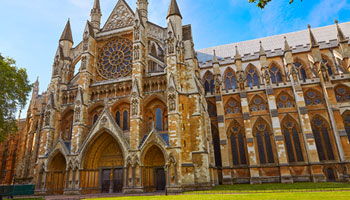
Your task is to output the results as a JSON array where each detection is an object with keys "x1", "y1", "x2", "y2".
[
  {"x1": 156, "y1": 168, "x2": 166, "y2": 191},
  {"x1": 113, "y1": 168, "x2": 123, "y2": 193},
  {"x1": 101, "y1": 169, "x2": 111, "y2": 193}
]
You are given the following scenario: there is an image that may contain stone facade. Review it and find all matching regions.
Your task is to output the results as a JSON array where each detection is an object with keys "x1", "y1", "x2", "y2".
[{"x1": 1, "y1": 0, "x2": 350, "y2": 195}]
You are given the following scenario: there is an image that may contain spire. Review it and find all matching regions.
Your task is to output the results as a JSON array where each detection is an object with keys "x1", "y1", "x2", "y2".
[
  {"x1": 335, "y1": 19, "x2": 347, "y2": 43},
  {"x1": 91, "y1": 0, "x2": 102, "y2": 31},
  {"x1": 234, "y1": 46, "x2": 242, "y2": 60},
  {"x1": 259, "y1": 41, "x2": 266, "y2": 57},
  {"x1": 308, "y1": 24, "x2": 319, "y2": 48},
  {"x1": 92, "y1": 0, "x2": 101, "y2": 11},
  {"x1": 213, "y1": 50, "x2": 218, "y2": 63},
  {"x1": 137, "y1": 0, "x2": 148, "y2": 22},
  {"x1": 60, "y1": 19, "x2": 73, "y2": 43},
  {"x1": 284, "y1": 36, "x2": 291, "y2": 53},
  {"x1": 167, "y1": 0, "x2": 182, "y2": 19}
]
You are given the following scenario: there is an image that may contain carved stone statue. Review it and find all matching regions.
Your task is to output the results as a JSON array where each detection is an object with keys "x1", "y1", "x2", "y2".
[
  {"x1": 131, "y1": 99, "x2": 138, "y2": 116},
  {"x1": 237, "y1": 71, "x2": 246, "y2": 91},
  {"x1": 167, "y1": 31, "x2": 175, "y2": 55},
  {"x1": 74, "y1": 107, "x2": 81, "y2": 123},
  {"x1": 320, "y1": 64, "x2": 329, "y2": 82},
  {"x1": 264, "y1": 69, "x2": 271, "y2": 84},
  {"x1": 168, "y1": 92, "x2": 176, "y2": 112},
  {"x1": 134, "y1": 46, "x2": 140, "y2": 60},
  {"x1": 134, "y1": 20, "x2": 140, "y2": 41},
  {"x1": 45, "y1": 111, "x2": 51, "y2": 126},
  {"x1": 81, "y1": 55, "x2": 87, "y2": 70}
]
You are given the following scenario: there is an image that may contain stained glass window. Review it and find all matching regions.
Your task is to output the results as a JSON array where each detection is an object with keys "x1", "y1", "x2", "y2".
[
  {"x1": 304, "y1": 89, "x2": 323, "y2": 106},
  {"x1": 343, "y1": 112, "x2": 350, "y2": 143},
  {"x1": 229, "y1": 121, "x2": 247, "y2": 166},
  {"x1": 250, "y1": 96, "x2": 267, "y2": 112},
  {"x1": 277, "y1": 92, "x2": 295, "y2": 108},
  {"x1": 270, "y1": 65, "x2": 283, "y2": 84},
  {"x1": 311, "y1": 116, "x2": 335, "y2": 161},
  {"x1": 334, "y1": 85, "x2": 350, "y2": 103},
  {"x1": 246, "y1": 65, "x2": 260, "y2": 88},
  {"x1": 93, "y1": 114, "x2": 98, "y2": 125},
  {"x1": 255, "y1": 119, "x2": 275, "y2": 164},
  {"x1": 97, "y1": 38, "x2": 133, "y2": 79},
  {"x1": 116, "y1": 111, "x2": 120, "y2": 127},
  {"x1": 224, "y1": 69, "x2": 237, "y2": 91},
  {"x1": 322, "y1": 58, "x2": 333, "y2": 76},
  {"x1": 282, "y1": 118, "x2": 304, "y2": 163},
  {"x1": 155, "y1": 108, "x2": 162, "y2": 131},
  {"x1": 204, "y1": 72, "x2": 215, "y2": 95},
  {"x1": 123, "y1": 110, "x2": 128, "y2": 131},
  {"x1": 295, "y1": 61, "x2": 307, "y2": 81},
  {"x1": 225, "y1": 98, "x2": 241, "y2": 114}
]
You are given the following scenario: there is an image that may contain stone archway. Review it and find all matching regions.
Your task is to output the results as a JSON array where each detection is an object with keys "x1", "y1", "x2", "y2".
[
  {"x1": 142, "y1": 145, "x2": 166, "y2": 192},
  {"x1": 46, "y1": 152, "x2": 66, "y2": 195},
  {"x1": 81, "y1": 132, "x2": 124, "y2": 194}
]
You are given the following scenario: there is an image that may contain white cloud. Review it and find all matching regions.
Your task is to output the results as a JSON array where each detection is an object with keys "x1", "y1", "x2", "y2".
[{"x1": 307, "y1": 0, "x2": 347, "y2": 27}]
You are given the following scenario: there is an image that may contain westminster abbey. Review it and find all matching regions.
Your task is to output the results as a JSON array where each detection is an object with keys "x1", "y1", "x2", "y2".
[{"x1": 1, "y1": 0, "x2": 350, "y2": 195}]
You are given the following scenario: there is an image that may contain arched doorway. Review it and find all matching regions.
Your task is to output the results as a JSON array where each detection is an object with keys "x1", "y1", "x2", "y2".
[
  {"x1": 81, "y1": 132, "x2": 124, "y2": 194},
  {"x1": 142, "y1": 145, "x2": 166, "y2": 192},
  {"x1": 46, "y1": 152, "x2": 66, "y2": 195},
  {"x1": 326, "y1": 167, "x2": 336, "y2": 182}
]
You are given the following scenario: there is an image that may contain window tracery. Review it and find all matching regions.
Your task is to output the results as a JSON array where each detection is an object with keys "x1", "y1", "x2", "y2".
[
  {"x1": 207, "y1": 102, "x2": 217, "y2": 117},
  {"x1": 304, "y1": 89, "x2": 323, "y2": 106},
  {"x1": 225, "y1": 98, "x2": 241, "y2": 114},
  {"x1": 203, "y1": 72, "x2": 215, "y2": 95},
  {"x1": 277, "y1": 92, "x2": 295, "y2": 109},
  {"x1": 250, "y1": 96, "x2": 267, "y2": 112},
  {"x1": 282, "y1": 117, "x2": 304, "y2": 163},
  {"x1": 224, "y1": 68, "x2": 237, "y2": 91},
  {"x1": 294, "y1": 61, "x2": 307, "y2": 81},
  {"x1": 334, "y1": 85, "x2": 350, "y2": 103},
  {"x1": 269, "y1": 65, "x2": 283, "y2": 84},
  {"x1": 311, "y1": 116, "x2": 335, "y2": 161},
  {"x1": 254, "y1": 119, "x2": 274, "y2": 164},
  {"x1": 246, "y1": 65, "x2": 260, "y2": 88},
  {"x1": 97, "y1": 38, "x2": 133, "y2": 79},
  {"x1": 229, "y1": 121, "x2": 247, "y2": 166},
  {"x1": 322, "y1": 57, "x2": 334, "y2": 76}
]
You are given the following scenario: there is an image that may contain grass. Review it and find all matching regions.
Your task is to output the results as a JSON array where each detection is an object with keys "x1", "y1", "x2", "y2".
[
  {"x1": 185, "y1": 182, "x2": 350, "y2": 194},
  {"x1": 86, "y1": 191, "x2": 350, "y2": 200}
]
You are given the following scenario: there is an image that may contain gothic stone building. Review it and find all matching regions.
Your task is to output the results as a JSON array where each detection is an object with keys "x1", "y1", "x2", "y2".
[{"x1": 1, "y1": 0, "x2": 350, "y2": 195}]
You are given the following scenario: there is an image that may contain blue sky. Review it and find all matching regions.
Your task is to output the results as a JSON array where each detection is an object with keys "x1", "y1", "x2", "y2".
[{"x1": 0, "y1": 0, "x2": 349, "y2": 117}]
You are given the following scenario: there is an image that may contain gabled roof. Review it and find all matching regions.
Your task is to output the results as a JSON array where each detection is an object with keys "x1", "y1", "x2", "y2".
[
  {"x1": 60, "y1": 19, "x2": 73, "y2": 43},
  {"x1": 197, "y1": 22, "x2": 350, "y2": 63}
]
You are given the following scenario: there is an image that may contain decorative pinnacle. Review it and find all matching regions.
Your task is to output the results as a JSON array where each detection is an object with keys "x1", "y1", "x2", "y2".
[
  {"x1": 234, "y1": 46, "x2": 242, "y2": 60},
  {"x1": 213, "y1": 49, "x2": 218, "y2": 63},
  {"x1": 308, "y1": 24, "x2": 319, "y2": 48},
  {"x1": 284, "y1": 36, "x2": 291, "y2": 53},
  {"x1": 335, "y1": 19, "x2": 347, "y2": 43},
  {"x1": 259, "y1": 41, "x2": 266, "y2": 57}
]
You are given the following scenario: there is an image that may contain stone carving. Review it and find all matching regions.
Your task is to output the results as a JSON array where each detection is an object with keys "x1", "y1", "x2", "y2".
[
  {"x1": 134, "y1": 45, "x2": 140, "y2": 60},
  {"x1": 168, "y1": 93, "x2": 176, "y2": 112},
  {"x1": 291, "y1": 65, "x2": 299, "y2": 82},
  {"x1": 81, "y1": 55, "x2": 87, "y2": 70},
  {"x1": 74, "y1": 107, "x2": 81, "y2": 123},
  {"x1": 104, "y1": 4, "x2": 133, "y2": 31},
  {"x1": 237, "y1": 71, "x2": 246, "y2": 91},
  {"x1": 131, "y1": 98, "x2": 138, "y2": 116},
  {"x1": 147, "y1": 24, "x2": 166, "y2": 42},
  {"x1": 167, "y1": 31, "x2": 175, "y2": 55},
  {"x1": 83, "y1": 31, "x2": 89, "y2": 51},
  {"x1": 101, "y1": 116, "x2": 108, "y2": 126},
  {"x1": 134, "y1": 19, "x2": 140, "y2": 41},
  {"x1": 45, "y1": 110, "x2": 51, "y2": 126},
  {"x1": 320, "y1": 63, "x2": 330, "y2": 82},
  {"x1": 264, "y1": 69, "x2": 271, "y2": 84},
  {"x1": 214, "y1": 75, "x2": 222, "y2": 94}
]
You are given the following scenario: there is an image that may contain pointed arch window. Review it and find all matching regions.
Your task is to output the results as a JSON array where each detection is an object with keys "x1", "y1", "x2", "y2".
[
  {"x1": 246, "y1": 66, "x2": 260, "y2": 88},
  {"x1": 334, "y1": 85, "x2": 350, "y2": 103},
  {"x1": 270, "y1": 65, "x2": 283, "y2": 84},
  {"x1": 93, "y1": 114, "x2": 98, "y2": 125},
  {"x1": 255, "y1": 119, "x2": 275, "y2": 164},
  {"x1": 304, "y1": 89, "x2": 323, "y2": 106},
  {"x1": 322, "y1": 58, "x2": 334, "y2": 76},
  {"x1": 212, "y1": 126, "x2": 222, "y2": 167},
  {"x1": 224, "y1": 69, "x2": 237, "y2": 91},
  {"x1": 123, "y1": 110, "x2": 128, "y2": 131},
  {"x1": 295, "y1": 61, "x2": 307, "y2": 81},
  {"x1": 277, "y1": 92, "x2": 295, "y2": 109},
  {"x1": 155, "y1": 108, "x2": 163, "y2": 131},
  {"x1": 116, "y1": 111, "x2": 121, "y2": 127},
  {"x1": 250, "y1": 96, "x2": 267, "y2": 112},
  {"x1": 342, "y1": 112, "x2": 350, "y2": 143},
  {"x1": 203, "y1": 72, "x2": 215, "y2": 95},
  {"x1": 311, "y1": 116, "x2": 335, "y2": 161},
  {"x1": 282, "y1": 117, "x2": 304, "y2": 163},
  {"x1": 229, "y1": 122, "x2": 247, "y2": 166},
  {"x1": 207, "y1": 102, "x2": 217, "y2": 117},
  {"x1": 225, "y1": 98, "x2": 241, "y2": 114}
]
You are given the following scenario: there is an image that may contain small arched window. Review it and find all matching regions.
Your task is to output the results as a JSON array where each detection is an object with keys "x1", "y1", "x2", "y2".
[
  {"x1": 304, "y1": 89, "x2": 323, "y2": 106},
  {"x1": 116, "y1": 111, "x2": 121, "y2": 127},
  {"x1": 225, "y1": 98, "x2": 241, "y2": 114},
  {"x1": 342, "y1": 112, "x2": 350, "y2": 143},
  {"x1": 155, "y1": 108, "x2": 162, "y2": 131},
  {"x1": 311, "y1": 116, "x2": 335, "y2": 161},
  {"x1": 334, "y1": 85, "x2": 350, "y2": 103},
  {"x1": 282, "y1": 117, "x2": 304, "y2": 163},
  {"x1": 322, "y1": 57, "x2": 333, "y2": 76},
  {"x1": 250, "y1": 96, "x2": 267, "y2": 112},
  {"x1": 270, "y1": 65, "x2": 283, "y2": 84},
  {"x1": 229, "y1": 121, "x2": 247, "y2": 166},
  {"x1": 277, "y1": 92, "x2": 295, "y2": 108},
  {"x1": 93, "y1": 114, "x2": 98, "y2": 125},
  {"x1": 224, "y1": 69, "x2": 237, "y2": 91},
  {"x1": 207, "y1": 102, "x2": 217, "y2": 117},
  {"x1": 246, "y1": 66, "x2": 260, "y2": 88},
  {"x1": 254, "y1": 119, "x2": 274, "y2": 164},
  {"x1": 295, "y1": 61, "x2": 307, "y2": 81},
  {"x1": 203, "y1": 72, "x2": 215, "y2": 95},
  {"x1": 123, "y1": 110, "x2": 128, "y2": 131}
]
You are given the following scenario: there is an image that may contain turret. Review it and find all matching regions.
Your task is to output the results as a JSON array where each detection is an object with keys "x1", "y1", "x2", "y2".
[
  {"x1": 137, "y1": 0, "x2": 148, "y2": 23},
  {"x1": 308, "y1": 24, "x2": 322, "y2": 63},
  {"x1": 32, "y1": 76, "x2": 39, "y2": 99},
  {"x1": 167, "y1": 0, "x2": 182, "y2": 41},
  {"x1": 90, "y1": 0, "x2": 102, "y2": 32},
  {"x1": 59, "y1": 19, "x2": 73, "y2": 56}
]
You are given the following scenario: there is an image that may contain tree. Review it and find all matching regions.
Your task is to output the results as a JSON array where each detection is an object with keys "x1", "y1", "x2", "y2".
[
  {"x1": 249, "y1": 0, "x2": 302, "y2": 9},
  {"x1": 0, "y1": 53, "x2": 32, "y2": 141}
]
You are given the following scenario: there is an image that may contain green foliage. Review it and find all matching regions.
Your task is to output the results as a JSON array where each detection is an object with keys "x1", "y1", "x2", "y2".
[
  {"x1": 0, "y1": 53, "x2": 32, "y2": 141},
  {"x1": 249, "y1": 0, "x2": 301, "y2": 9}
]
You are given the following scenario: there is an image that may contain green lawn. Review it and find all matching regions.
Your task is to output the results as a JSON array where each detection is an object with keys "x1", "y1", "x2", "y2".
[
  {"x1": 86, "y1": 191, "x2": 350, "y2": 200},
  {"x1": 185, "y1": 182, "x2": 350, "y2": 194}
]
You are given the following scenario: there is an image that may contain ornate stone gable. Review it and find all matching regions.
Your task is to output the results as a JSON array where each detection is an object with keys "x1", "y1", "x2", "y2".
[{"x1": 102, "y1": 0, "x2": 135, "y2": 32}]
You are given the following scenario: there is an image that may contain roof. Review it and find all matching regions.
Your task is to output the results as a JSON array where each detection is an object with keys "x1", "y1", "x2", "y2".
[
  {"x1": 167, "y1": 0, "x2": 182, "y2": 19},
  {"x1": 196, "y1": 22, "x2": 350, "y2": 63},
  {"x1": 60, "y1": 20, "x2": 73, "y2": 43}
]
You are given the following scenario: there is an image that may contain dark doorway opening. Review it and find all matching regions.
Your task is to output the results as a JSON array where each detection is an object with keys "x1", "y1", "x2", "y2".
[
  {"x1": 156, "y1": 168, "x2": 166, "y2": 191},
  {"x1": 101, "y1": 169, "x2": 111, "y2": 193},
  {"x1": 113, "y1": 168, "x2": 123, "y2": 193},
  {"x1": 326, "y1": 167, "x2": 336, "y2": 182}
]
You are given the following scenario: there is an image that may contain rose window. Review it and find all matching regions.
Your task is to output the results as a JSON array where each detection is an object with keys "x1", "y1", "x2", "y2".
[{"x1": 97, "y1": 38, "x2": 133, "y2": 79}]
